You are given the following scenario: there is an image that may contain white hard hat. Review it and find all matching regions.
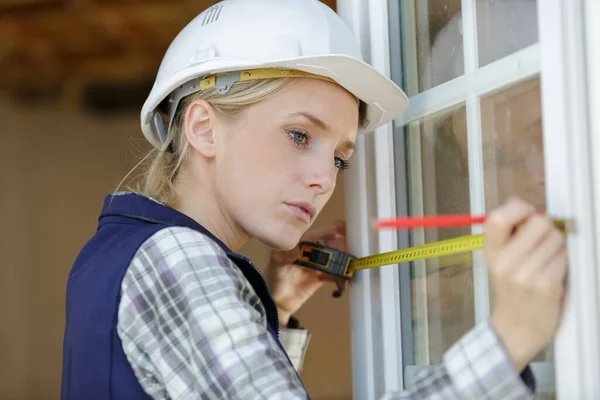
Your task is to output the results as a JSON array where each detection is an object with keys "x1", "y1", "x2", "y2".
[{"x1": 141, "y1": 0, "x2": 409, "y2": 149}]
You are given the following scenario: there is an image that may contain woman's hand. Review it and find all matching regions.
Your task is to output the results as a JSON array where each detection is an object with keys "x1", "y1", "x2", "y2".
[
  {"x1": 485, "y1": 197, "x2": 569, "y2": 372},
  {"x1": 265, "y1": 220, "x2": 346, "y2": 326}
]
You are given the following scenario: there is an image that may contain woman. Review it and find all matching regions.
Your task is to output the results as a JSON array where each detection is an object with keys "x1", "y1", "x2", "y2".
[{"x1": 61, "y1": 0, "x2": 568, "y2": 399}]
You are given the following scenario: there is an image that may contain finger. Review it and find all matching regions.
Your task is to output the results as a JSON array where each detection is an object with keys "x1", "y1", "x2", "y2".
[
  {"x1": 536, "y1": 248, "x2": 569, "y2": 301},
  {"x1": 270, "y1": 248, "x2": 297, "y2": 266},
  {"x1": 333, "y1": 220, "x2": 346, "y2": 235},
  {"x1": 541, "y1": 247, "x2": 569, "y2": 286},
  {"x1": 319, "y1": 274, "x2": 337, "y2": 283},
  {"x1": 485, "y1": 197, "x2": 536, "y2": 250},
  {"x1": 304, "y1": 220, "x2": 346, "y2": 242},
  {"x1": 505, "y1": 214, "x2": 558, "y2": 262},
  {"x1": 514, "y1": 227, "x2": 565, "y2": 281},
  {"x1": 322, "y1": 236, "x2": 347, "y2": 253}
]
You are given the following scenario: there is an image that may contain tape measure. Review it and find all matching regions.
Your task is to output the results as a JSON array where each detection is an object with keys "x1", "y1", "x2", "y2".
[{"x1": 293, "y1": 219, "x2": 568, "y2": 297}]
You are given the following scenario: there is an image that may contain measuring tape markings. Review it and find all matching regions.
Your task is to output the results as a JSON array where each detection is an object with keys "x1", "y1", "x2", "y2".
[
  {"x1": 347, "y1": 234, "x2": 484, "y2": 272},
  {"x1": 294, "y1": 219, "x2": 568, "y2": 281}
]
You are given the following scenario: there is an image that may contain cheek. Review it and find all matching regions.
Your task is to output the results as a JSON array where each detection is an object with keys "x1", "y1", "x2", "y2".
[
  {"x1": 246, "y1": 139, "x2": 293, "y2": 181},
  {"x1": 218, "y1": 131, "x2": 296, "y2": 193}
]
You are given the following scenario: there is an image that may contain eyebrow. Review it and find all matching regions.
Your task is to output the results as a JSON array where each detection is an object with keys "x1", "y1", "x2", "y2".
[
  {"x1": 289, "y1": 111, "x2": 356, "y2": 152},
  {"x1": 290, "y1": 111, "x2": 330, "y2": 131},
  {"x1": 341, "y1": 140, "x2": 356, "y2": 152}
]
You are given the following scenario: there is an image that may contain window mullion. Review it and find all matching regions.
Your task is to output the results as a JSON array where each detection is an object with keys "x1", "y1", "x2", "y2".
[
  {"x1": 466, "y1": 92, "x2": 490, "y2": 323},
  {"x1": 461, "y1": 0, "x2": 479, "y2": 74},
  {"x1": 461, "y1": 0, "x2": 490, "y2": 323},
  {"x1": 398, "y1": 45, "x2": 540, "y2": 126},
  {"x1": 472, "y1": 44, "x2": 540, "y2": 96},
  {"x1": 370, "y1": 0, "x2": 405, "y2": 394}
]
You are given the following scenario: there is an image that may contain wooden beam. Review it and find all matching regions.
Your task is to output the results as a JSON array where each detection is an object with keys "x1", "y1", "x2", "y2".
[
  {"x1": 0, "y1": 0, "x2": 338, "y2": 100},
  {"x1": 0, "y1": 2, "x2": 186, "y2": 62},
  {"x1": 0, "y1": 0, "x2": 57, "y2": 8}
]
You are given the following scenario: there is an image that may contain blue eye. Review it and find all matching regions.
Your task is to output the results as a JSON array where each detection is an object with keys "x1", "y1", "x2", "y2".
[
  {"x1": 286, "y1": 128, "x2": 350, "y2": 172},
  {"x1": 335, "y1": 157, "x2": 350, "y2": 171},
  {"x1": 287, "y1": 129, "x2": 310, "y2": 146}
]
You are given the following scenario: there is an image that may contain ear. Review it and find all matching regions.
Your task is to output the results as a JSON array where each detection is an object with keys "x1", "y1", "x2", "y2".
[{"x1": 184, "y1": 100, "x2": 218, "y2": 159}]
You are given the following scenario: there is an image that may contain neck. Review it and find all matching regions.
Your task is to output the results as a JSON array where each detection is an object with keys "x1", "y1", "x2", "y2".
[{"x1": 172, "y1": 168, "x2": 250, "y2": 253}]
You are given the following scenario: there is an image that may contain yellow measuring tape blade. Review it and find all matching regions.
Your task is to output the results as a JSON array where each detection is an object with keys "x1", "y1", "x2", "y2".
[
  {"x1": 346, "y1": 219, "x2": 568, "y2": 273},
  {"x1": 347, "y1": 234, "x2": 484, "y2": 272}
]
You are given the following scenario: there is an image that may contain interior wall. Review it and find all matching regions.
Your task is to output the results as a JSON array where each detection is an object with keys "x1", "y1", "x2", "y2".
[{"x1": 0, "y1": 96, "x2": 352, "y2": 400}]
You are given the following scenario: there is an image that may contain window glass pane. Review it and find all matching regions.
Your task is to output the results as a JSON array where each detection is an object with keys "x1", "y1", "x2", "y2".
[
  {"x1": 476, "y1": 0, "x2": 539, "y2": 66},
  {"x1": 399, "y1": 106, "x2": 476, "y2": 364},
  {"x1": 481, "y1": 79, "x2": 555, "y2": 399},
  {"x1": 482, "y1": 78, "x2": 545, "y2": 210},
  {"x1": 398, "y1": 0, "x2": 463, "y2": 95}
]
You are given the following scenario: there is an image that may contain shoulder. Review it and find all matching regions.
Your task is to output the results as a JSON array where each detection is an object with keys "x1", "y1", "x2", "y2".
[
  {"x1": 135, "y1": 226, "x2": 227, "y2": 263},
  {"x1": 124, "y1": 226, "x2": 241, "y2": 286},
  {"x1": 119, "y1": 226, "x2": 264, "y2": 322}
]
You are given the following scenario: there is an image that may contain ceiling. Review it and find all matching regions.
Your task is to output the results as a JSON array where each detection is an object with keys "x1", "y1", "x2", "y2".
[{"x1": 1, "y1": 0, "x2": 336, "y2": 111}]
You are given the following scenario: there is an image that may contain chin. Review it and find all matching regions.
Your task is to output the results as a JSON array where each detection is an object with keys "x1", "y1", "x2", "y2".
[{"x1": 252, "y1": 222, "x2": 306, "y2": 251}]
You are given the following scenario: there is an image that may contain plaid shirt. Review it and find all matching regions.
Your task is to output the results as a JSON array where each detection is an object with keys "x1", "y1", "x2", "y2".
[{"x1": 117, "y1": 226, "x2": 535, "y2": 399}]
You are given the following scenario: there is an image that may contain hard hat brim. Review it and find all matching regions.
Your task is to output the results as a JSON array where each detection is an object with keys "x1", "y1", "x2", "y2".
[{"x1": 141, "y1": 54, "x2": 409, "y2": 149}]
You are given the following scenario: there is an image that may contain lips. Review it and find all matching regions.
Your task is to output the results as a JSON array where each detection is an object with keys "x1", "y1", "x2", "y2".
[{"x1": 285, "y1": 202, "x2": 316, "y2": 223}]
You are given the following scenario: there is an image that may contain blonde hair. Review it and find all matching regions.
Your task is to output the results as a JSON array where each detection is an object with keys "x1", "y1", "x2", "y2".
[{"x1": 119, "y1": 77, "x2": 367, "y2": 205}]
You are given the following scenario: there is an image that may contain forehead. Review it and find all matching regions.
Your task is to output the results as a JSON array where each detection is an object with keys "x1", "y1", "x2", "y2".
[{"x1": 257, "y1": 78, "x2": 360, "y2": 135}]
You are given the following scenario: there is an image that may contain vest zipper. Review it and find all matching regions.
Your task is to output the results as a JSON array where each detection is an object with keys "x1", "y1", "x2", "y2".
[{"x1": 239, "y1": 255, "x2": 280, "y2": 337}]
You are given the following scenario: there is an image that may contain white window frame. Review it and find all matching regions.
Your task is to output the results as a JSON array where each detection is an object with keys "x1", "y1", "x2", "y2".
[
  {"x1": 339, "y1": 0, "x2": 600, "y2": 399},
  {"x1": 539, "y1": 0, "x2": 600, "y2": 398}
]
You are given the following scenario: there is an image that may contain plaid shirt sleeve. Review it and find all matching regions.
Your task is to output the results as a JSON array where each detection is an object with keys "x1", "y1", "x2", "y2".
[
  {"x1": 381, "y1": 322, "x2": 536, "y2": 400},
  {"x1": 117, "y1": 226, "x2": 536, "y2": 400},
  {"x1": 278, "y1": 325, "x2": 311, "y2": 372},
  {"x1": 117, "y1": 227, "x2": 309, "y2": 399}
]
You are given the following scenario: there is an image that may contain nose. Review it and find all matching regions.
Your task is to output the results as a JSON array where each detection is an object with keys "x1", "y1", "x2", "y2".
[{"x1": 305, "y1": 153, "x2": 336, "y2": 195}]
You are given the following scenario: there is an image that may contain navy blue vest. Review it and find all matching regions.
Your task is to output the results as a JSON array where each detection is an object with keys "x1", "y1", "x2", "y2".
[{"x1": 61, "y1": 193, "x2": 306, "y2": 399}]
